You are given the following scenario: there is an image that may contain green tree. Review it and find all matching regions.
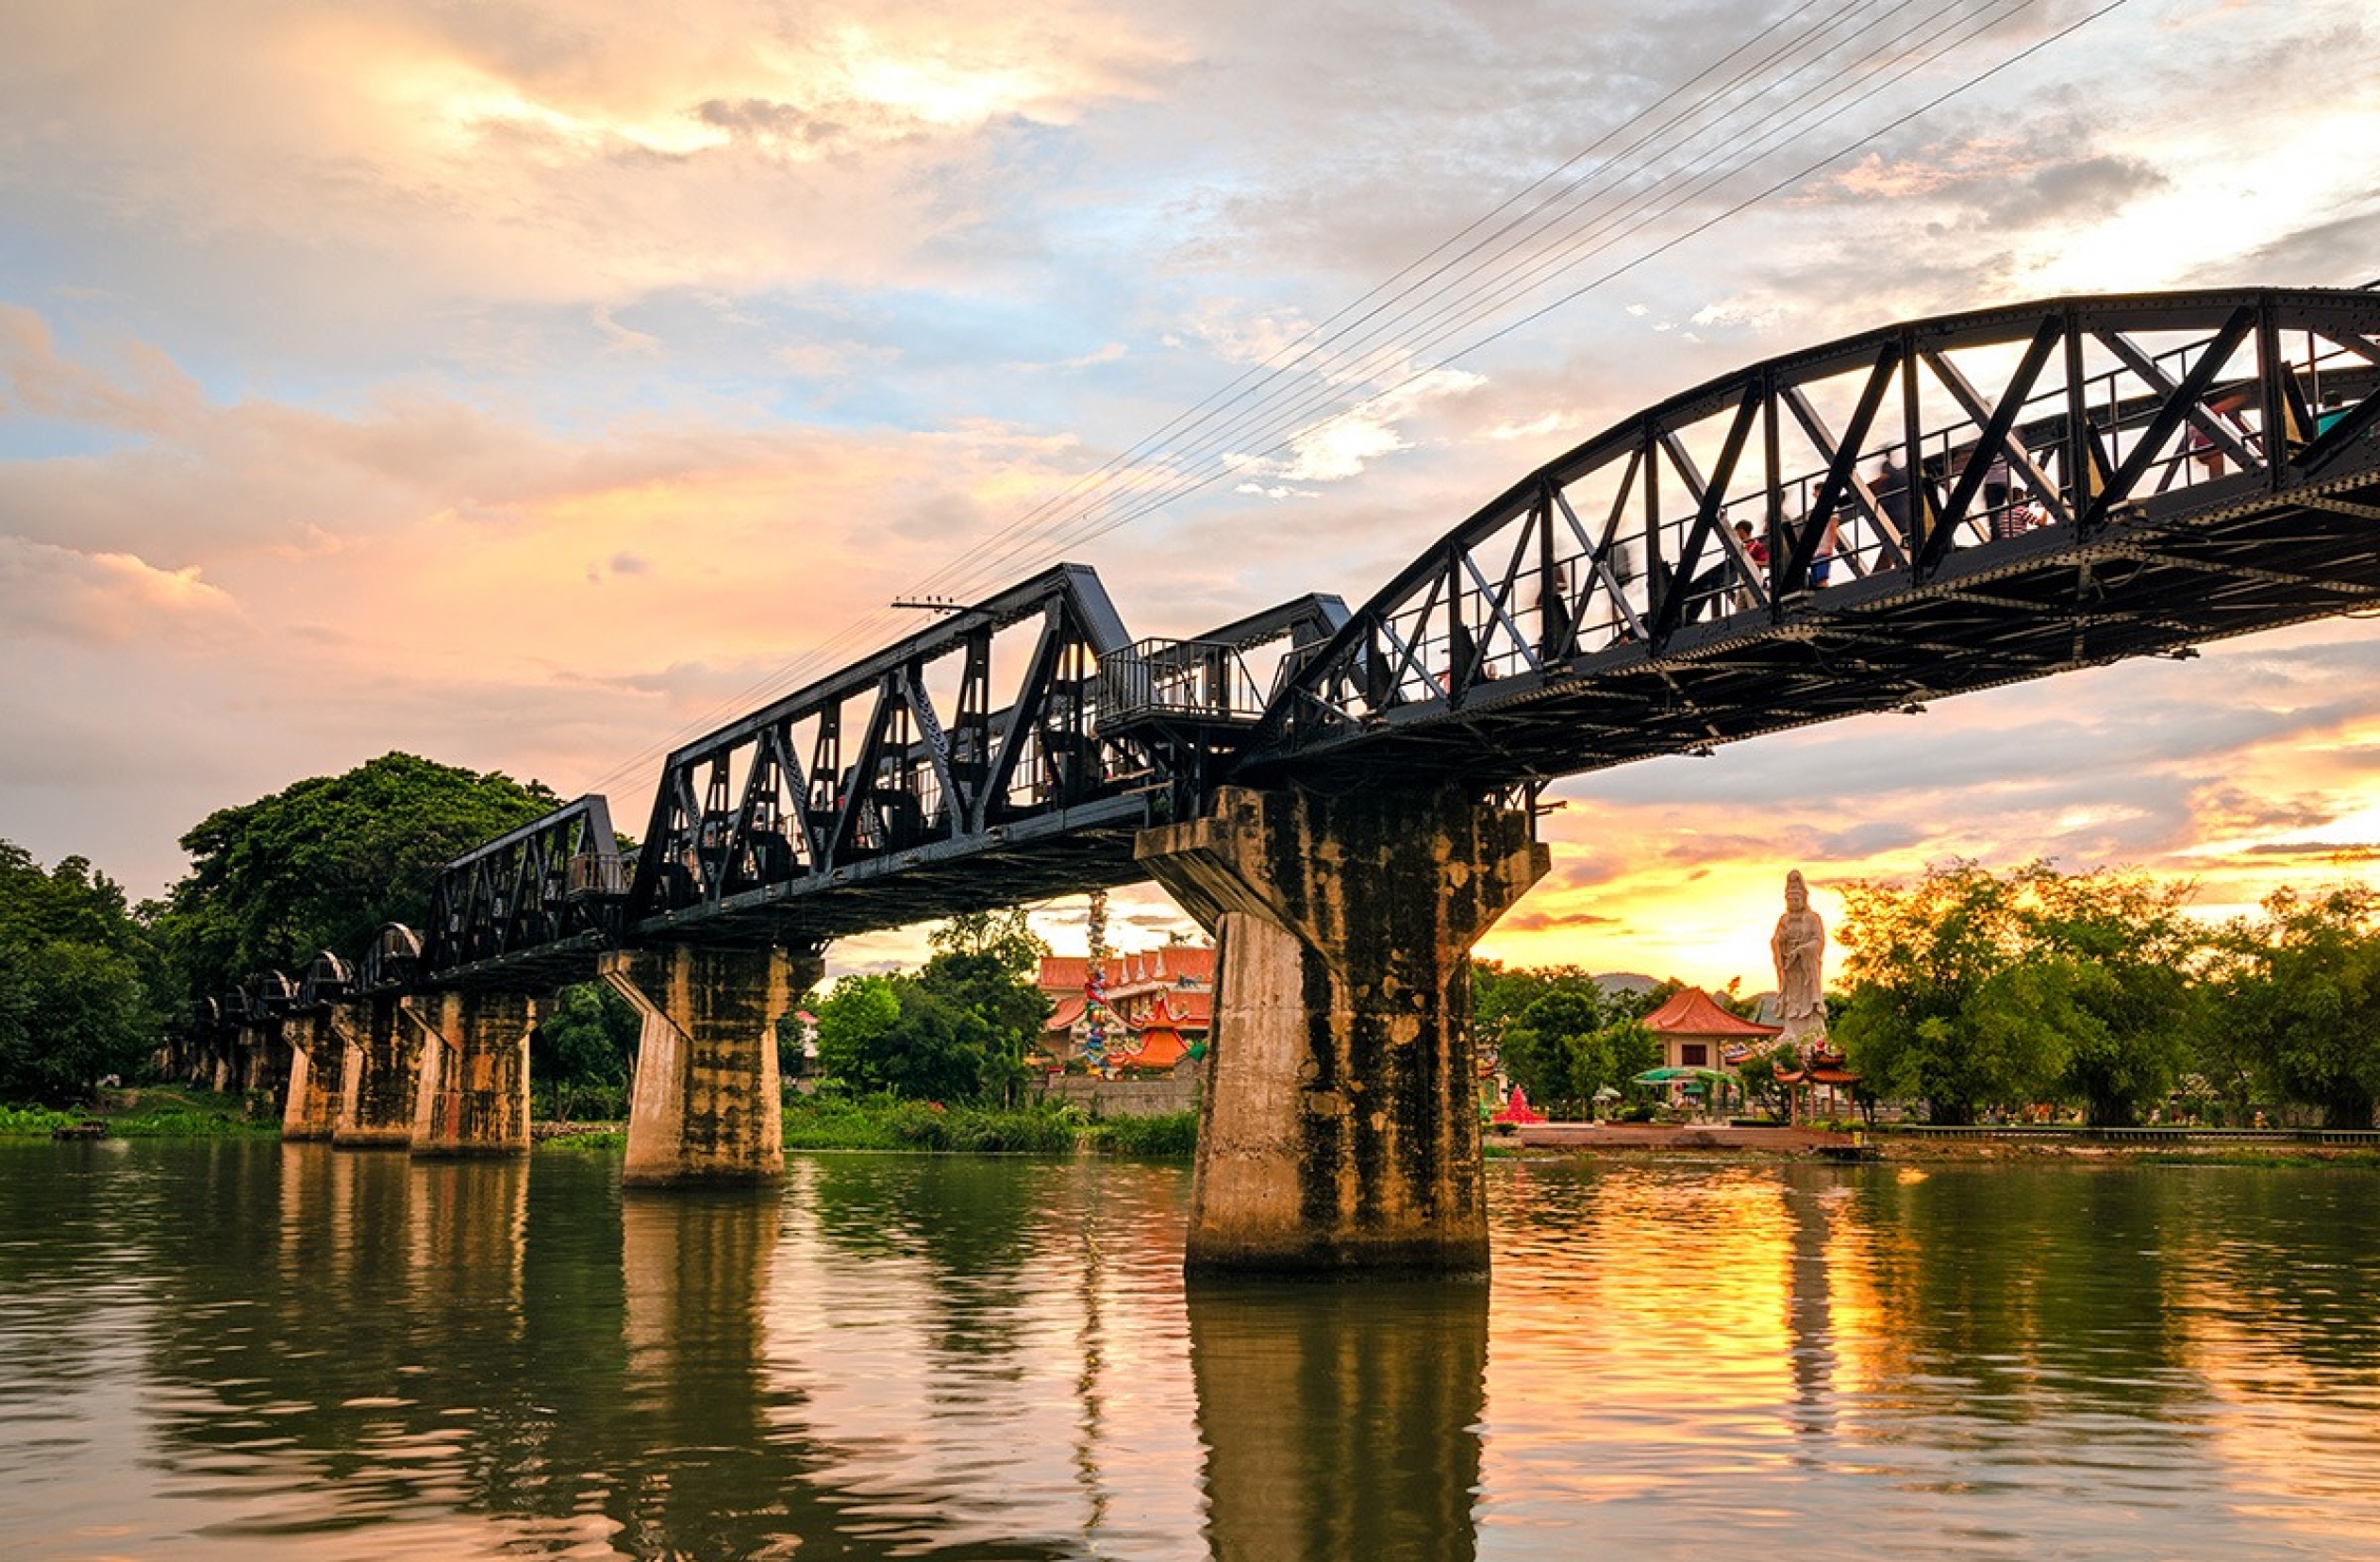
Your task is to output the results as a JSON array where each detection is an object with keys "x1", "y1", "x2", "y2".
[
  {"x1": 926, "y1": 907, "x2": 1049, "y2": 973},
  {"x1": 920, "y1": 908, "x2": 1052, "y2": 1105},
  {"x1": 1837, "y1": 860, "x2": 2199, "y2": 1125},
  {"x1": 811, "y1": 971, "x2": 1001, "y2": 1103},
  {"x1": 158, "y1": 752, "x2": 560, "y2": 997},
  {"x1": 1601, "y1": 1017, "x2": 1661, "y2": 1091},
  {"x1": 0, "y1": 841, "x2": 162, "y2": 1101},
  {"x1": 2203, "y1": 886, "x2": 2380, "y2": 1127},
  {"x1": 533, "y1": 982, "x2": 640, "y2": 1120},
  {"x1": 1500, "y1": 987, "x2": 1608, "y2": 1112},
  {"x1": 814, "y1": 973, "x2": 904, "y2": 1089},
  {"x1": 1473, "y1": 962, "x2": 1606, "y2": 1060},
  {"x1": 1737, "y1": 1040, "x2": 1804, "y2": 1118},
  {"x1": 879, "y1": 981, "x2": 1000, "y2": 1103},
  {"x1": 1989, "y1": 867, "x2": 2199, "y2": 1126}
]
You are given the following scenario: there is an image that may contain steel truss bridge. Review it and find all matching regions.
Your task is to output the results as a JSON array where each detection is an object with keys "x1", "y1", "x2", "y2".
[{"x1": 211, "y1": 287, "x2": 2380, "y2": 1014}]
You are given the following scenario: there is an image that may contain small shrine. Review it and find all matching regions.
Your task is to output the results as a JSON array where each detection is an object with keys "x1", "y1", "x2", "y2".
[{"x1": 1640, "y1": 986, "x2": 1779, "y2": 1070}]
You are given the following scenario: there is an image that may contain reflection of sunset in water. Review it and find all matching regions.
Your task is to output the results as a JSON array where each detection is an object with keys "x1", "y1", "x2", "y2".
[
  {"x1": 1482, "y1": 1164, "x2": 1805, "y2": 1519},
  {"x1": 2161, "y1": 1191, "x2": 2380, "y2": 1554},
  {"x1": 8, "y1": 1147, "x2": 2380, "y2": 1559}
]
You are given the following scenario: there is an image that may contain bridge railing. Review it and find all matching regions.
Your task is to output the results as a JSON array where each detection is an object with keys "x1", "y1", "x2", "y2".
[
  {"x1": 1097, "y1": 639, "x2": 1266, "y2": 730},
  {"x1": 626, "y1": 563, "x2": 1163, "y2": 932},
  {"x1": 1241, "y1": 288, "x2": 2380, "y2": 773},
  {"x1": 422, "y1": 795, "x2": 625, "y2": 978}
]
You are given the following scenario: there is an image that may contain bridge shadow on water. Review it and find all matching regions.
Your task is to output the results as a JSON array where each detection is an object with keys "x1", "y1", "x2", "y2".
[
  {"x1": 88, "y1": 1144, "x2": 1506, "y2": 1560},
  {"x1": 1187, "y1": 1279, "x2": 1487, "y2": 1562},
  {"x1": 13, "y1": 1144, "x2": 2380, "y2": 1557}
]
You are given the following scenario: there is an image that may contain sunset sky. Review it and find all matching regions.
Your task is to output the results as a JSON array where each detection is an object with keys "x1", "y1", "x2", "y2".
[{"x1": 4, "y1": 0, "x2": 2378, "y2": 993}]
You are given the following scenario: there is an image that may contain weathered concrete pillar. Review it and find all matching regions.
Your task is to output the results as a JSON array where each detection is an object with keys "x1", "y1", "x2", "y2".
[
  {"x1": 280, "y1": 1010, "x2": 344, "y2": 1140},
  {"x1": 331, "y1": 995, "x2": 428, "y2": 1148},
  {"x1": 407, "y1": 990, "x2": 535, "y2": 1157},
  {"x1": 239, "y1": 1019, "x2": 291, "y2": 1104},
  {"x1": 1137, "y1": 784, "x2": 1547, "y2": 1274},
  {"x1": 603, "y1": 944, "x2": 816, "y2": 1187}
]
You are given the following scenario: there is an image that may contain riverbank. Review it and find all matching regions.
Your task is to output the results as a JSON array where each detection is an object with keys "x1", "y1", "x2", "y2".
[
  {"x1": 1, "y1": 1089, "x2": 1200, "y2": 1157},
  {"x1": 1500, "y1": 1121, "x2": 2380, "y2": 1165},
  {"x1": 15, "y1": 1094, "x2": 2373, "y2": 1168},
  {"x1": 0, "y1": 1088, "x2": 275, "y2": 1138},
  {"x1": 533, "y1": 1100, "x2": 1204, "y2": 1157}
]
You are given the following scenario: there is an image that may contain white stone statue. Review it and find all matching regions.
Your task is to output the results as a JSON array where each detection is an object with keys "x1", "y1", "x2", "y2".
[{"x1": 1770, "y1": 869, "x2": 1828, "y2": 1048}]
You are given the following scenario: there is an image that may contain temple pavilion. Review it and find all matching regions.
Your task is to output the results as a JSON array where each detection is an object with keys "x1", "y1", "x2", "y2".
[
  {"x1": 1640, "y1": 986, "x2": 1781, "y2": 1070},
  {"x1": 1036, "y1": 944, "x2": 1215, "y2": 1073}
]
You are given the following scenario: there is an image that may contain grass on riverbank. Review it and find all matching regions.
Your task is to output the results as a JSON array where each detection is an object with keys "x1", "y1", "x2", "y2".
[
  {"x1": 2, "y1": 1088, "x2": 1200, "y2": 1156},
  {"x1": 0, "y1": 1086, "x2": 279, "y2": 1138},
  {"x1": 543, "y1": 1100, "x2": 1201, "y2": 1157},
  {"x1": 784, "y1": 1098, "x2": 1199, "y2": 1156}
]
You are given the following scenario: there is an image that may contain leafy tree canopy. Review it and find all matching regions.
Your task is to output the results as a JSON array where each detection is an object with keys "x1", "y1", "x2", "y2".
[
  {"x1": 926, "y1": 908, "x2": 1049, "y2": 979},
  {"x1": 533, "y1": 981, "x2": 641, "y2": 1119},
  {"x1": 2200, "y1": 886, "x2": 2380, "y2": 1128},
  {"x1": 1836, "y1": 860, "x2": 2198, "y2": 1125},
  {"x1": 0, "y1": 840, "x2": 162, "y2": 1101},
  {"x1": 813, "y1": 971, "x2": 1000, "y2": 1103},
  {"x1": 159, "y1": 752, "x2": 559, "y2": 997},
  {"x1": 810, "y1": 910, "x2": 1055, "y2": 1105},
  {"x1": 1473, "y1": 962, "x2": 1607, "y2": 1053}
]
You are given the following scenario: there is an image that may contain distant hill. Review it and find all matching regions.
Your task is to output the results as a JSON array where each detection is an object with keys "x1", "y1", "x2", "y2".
[{"x1": 1594, "y1": 972, "x2": 1786, "y2": 1022}]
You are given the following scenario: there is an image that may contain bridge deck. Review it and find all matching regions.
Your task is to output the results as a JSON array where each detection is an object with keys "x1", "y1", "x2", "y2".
[{"x1": 392, "y1": 287, "x2": 2380, "y2": 993}]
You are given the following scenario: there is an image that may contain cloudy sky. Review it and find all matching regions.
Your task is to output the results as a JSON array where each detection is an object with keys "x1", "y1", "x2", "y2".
[{"x1": 4, "y1": 0, "x2": 2378, "y2": 990}]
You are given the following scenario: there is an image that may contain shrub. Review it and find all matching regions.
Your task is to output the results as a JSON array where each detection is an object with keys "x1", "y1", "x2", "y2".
[
  {"x1": 0, "y1": 1104, "x2": 78, "y2": 1137},
  {"x1": 1087, "y1": 1110, "x2": 1199, "y2": 1158}
]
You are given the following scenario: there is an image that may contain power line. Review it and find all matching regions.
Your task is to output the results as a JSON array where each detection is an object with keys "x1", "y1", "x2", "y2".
[
  {"x1": 575, "y1": 0, "x2": 2127, "y2": 803},
  {"x1": 931, "y1": 0, "x2": 2053, "y2": 588}
]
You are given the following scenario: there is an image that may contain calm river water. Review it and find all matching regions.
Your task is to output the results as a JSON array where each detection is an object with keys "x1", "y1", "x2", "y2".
[{"x1": 3, "y1": 1142, "x2": 2377, "y2": 1561}]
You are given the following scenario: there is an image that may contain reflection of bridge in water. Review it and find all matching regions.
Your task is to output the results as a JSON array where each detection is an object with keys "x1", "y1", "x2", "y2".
[{"x1": 200, "y1": 288, "x2": 2380, "y2": 1272}]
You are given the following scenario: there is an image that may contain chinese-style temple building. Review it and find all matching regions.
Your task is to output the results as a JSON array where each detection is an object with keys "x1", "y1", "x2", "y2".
[
  {"x1": 1037, "y1": 944, "x2": 1215, "y2": 1073},
  {"x1": 1641, "y1": 986, "x2": 1781, "y2": 1070}
]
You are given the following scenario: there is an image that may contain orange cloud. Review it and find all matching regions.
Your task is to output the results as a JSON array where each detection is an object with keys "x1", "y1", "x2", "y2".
[{"x1": 0, "y1": 538, "x2": 241, "y2": 648}]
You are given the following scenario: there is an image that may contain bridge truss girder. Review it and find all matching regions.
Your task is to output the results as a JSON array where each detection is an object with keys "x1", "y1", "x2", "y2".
[
  {"x1": 624, "y1": 564, "x2": 1169, "y2": 955},
  {"x1": 1239, "y1": 288, "x2": 2380, "y2": 789},
  {"x1": 420, "y1": 796, "x2": 623, "y2": 990}
]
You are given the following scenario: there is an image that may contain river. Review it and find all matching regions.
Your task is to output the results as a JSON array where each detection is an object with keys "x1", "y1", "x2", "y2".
[{"x1": 2, "y1": 1141, "x2": 2375, "y2": 1560}]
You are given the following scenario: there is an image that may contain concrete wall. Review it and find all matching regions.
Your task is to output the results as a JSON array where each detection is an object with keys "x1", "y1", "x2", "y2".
[{"x1": 1032, "y1": 1068, "x2": 1200, "y2": 1118}]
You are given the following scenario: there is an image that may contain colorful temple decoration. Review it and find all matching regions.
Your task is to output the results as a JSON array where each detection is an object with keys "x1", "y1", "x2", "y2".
[
  {"x1": 1490, "y1": 1086, "x2": 1545, "y2": 1126},
  {"x1": 1082, "y1": 889, "x2": 1112, "y2": 1072}
]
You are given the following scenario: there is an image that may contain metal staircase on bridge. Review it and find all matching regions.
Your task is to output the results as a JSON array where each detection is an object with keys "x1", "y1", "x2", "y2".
[{"x1": 385, "y1": 286, "x2": 2380, "y2": 994}]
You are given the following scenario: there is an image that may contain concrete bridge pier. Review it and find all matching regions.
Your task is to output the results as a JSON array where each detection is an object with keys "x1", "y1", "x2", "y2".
[
  {"x1": 1138, "y1": 783, "x2": 1547, "y2": 1275},
  {"x1": 603, "y1": 945, "x2": 815, "y2": 1187},
  {"x1": 280, "y1": 1010, "x2": 345, "y2": 1140},
  {"x1": 331, "y1": 995, "x2": 429, "y2": 1148},
  {"x1": 407, "y1": 991, "x2": 536, "y2": 1156},
  {"x1": 237, "y1": 1017, "x2": 291, "y2": 1103}
]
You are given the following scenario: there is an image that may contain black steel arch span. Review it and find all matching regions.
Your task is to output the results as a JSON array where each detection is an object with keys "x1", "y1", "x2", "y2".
[
  {"x1": 1236, "y1": 287, "x2": 2380, "y2": 789},
  {"x1": 396, "y1": 285, "x2": 2380, "y2": 991}
]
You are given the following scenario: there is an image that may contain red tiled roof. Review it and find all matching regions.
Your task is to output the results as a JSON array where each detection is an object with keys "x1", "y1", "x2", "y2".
[
  {"x1": 1143, "y1": 991, "x2": 1213, "y2": 1028},
  {"x1": 1039, "y1": 955, "x2": 1092, "y2": 990},
  {"x1": 1044, "y1": 994, "x2": 1087, "y2": 1033},
  {"x1": 1118, "y1": 1030, "x2": 1190, "y2": 1070},
  {"x1": 1039, "y1": 945, "x2": 1215, "y2": 1001},
  {"x1": 1641, "y1": 987, "x2": 1782, "y2": 1039}
]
